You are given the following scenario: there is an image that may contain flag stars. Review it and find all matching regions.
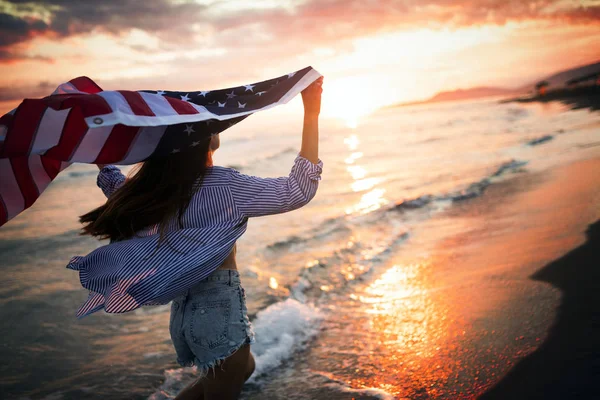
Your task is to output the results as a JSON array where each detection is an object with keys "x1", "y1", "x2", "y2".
[
  {"x1": 238, "y1": 102, "x2": 246, "y2": 109},
  {"x1": 287, "y1": 72, "x2": 296, "y2": 78},
  {"x1": 184, "y1": 124, "x2": 195, "y2": 136},
  {"x1": 199, "y1": 91, "x2": 210, "y2": 97},
  {"x1": 190, "y1": 141, "x2": 201, "y2": 147},
  {"x1": 226, "y1": 91, "x2": 237, "y2": 99},
  {"x1": 255, "y1": 91, "x2": 267, "y2": 96},
  {"x1": 171, "y1": 148, "x2": 181, "y2": 154},
  {"x1": 156, "y1": 90, "x2": 165, "y2": 96},
  {"x1": 218, "y1": 102, "x2": 226, "y2": 107},
  {"x1": 244, "y1": 84, "x2": 255, "y2": 92},
  {"x1": 180, "y1": 93, "x2": 191, "y2": 101}
]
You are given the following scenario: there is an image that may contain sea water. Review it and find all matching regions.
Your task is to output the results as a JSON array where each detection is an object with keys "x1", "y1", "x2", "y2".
[{"x1": 0, "y1": 98, "x2": 598, "y2": 399}]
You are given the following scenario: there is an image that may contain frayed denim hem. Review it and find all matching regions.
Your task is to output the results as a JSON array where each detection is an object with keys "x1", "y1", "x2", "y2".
[{"x1": 177, "y1": 335, "x2": 255, "y2": 379}]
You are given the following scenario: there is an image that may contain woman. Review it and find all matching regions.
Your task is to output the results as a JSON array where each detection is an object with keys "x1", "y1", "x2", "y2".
[{"x1": 78, "y1": 76, "x2": 323, "y2": 400}]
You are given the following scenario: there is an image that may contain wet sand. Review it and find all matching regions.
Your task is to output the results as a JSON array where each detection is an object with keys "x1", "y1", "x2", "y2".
[{"x1": 240, "y1": 156, "x2": 600, "y2": 399}]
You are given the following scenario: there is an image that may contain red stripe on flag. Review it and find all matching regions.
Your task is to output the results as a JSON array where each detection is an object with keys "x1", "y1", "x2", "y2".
[
  {"x1": 41, "y1": 156, "x2": 62, "y2": 179},
  {"x1": 43, "y1": 107, "x2": 88, "y2": 161},
  {"x1": 164, "y1": 96, "x2": 199, "y2": 115},
  {"x1": 0, "y1": 197, "x2": 7, "y2": 227},
  {"x1": 0, "y1": 112, "x2": 14, "y2": 155},
  {"x1": 44, "y1": 93, "x2": 112, "y2": 118},
  {"x1": 94, "y1": 124, "x2": 140, "y2": 164},
  {"x1": 0, "y1": 111, "x2": 14, "y2": 127},
  {"x1": 10, "y1": 157, "x2": 38, "y2": 209},
  {"x1": 118, "y1": 91, "x2": 155, "y2": 116},
  {"x1": 0, "y1": 100, "x2": 47, "y2": 158},
  {"x1": 69, "y1": 76, "x2": 103, "y2": 94}
]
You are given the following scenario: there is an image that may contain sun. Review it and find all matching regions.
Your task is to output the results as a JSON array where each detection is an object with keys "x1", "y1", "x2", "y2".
[{"x1": 321, "y1": 76, "x2": 381, "y2": 128}]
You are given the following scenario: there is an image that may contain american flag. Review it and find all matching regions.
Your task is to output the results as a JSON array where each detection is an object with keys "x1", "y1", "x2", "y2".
[{"x1": 0, "y1": 66, "x2": 322, "y2": 227}]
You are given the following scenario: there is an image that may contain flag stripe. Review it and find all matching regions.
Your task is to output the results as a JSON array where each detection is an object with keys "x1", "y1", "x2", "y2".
[
  {"x1": 70, "y1": 76, "x2": 103, "y2": 94},
  {"x1": 31, "y1": 108, "x2": 71, "y2": 154},
  {"x1": 139, "y1": 92, "x2": 178, "y2": 117},
  {"x1": 118, "y1": 91, "x2": 155, "y2": 116},
  {"x1": 28, "y1": 155, "x2": 52, "y2": 193},
  {"x1": 70, "y1": 126, "x2": 113, "y2": 163},
  {"x1": 0, "y1": 100, "x2": 46, "y2": 157},
  {"x1": 119, "y1": 125, "x2": 167, "y2": 164},
  {"x1": 41, "y1": 154, "x2": 64, "y2": 180},
  {"x1": 164, "y1": 96, "x2": 199, "y2": 115},
  {"x1": 0, "y1": 158, "x2": 24, "y2": 219},
  {"x1": 94, "y1": 125, "x2": 140, "y2": 164},
  {"x1": 10, "y1": 157, "x2": 38, "y2": 209},
  {"x1": 0, "y1": 194, "x2": 7, "y2": 226},
  {"x1": 44, "y1": 108, "x2": 88, "y2": 161}
]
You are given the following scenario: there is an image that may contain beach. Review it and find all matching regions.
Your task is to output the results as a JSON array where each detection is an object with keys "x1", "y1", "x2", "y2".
[
  {"x1": 0, "y1": 96, "x2": 598, "y2": 399},
  {"x1": 236, "y1": 154, "x2": 600, "y2": 399}
]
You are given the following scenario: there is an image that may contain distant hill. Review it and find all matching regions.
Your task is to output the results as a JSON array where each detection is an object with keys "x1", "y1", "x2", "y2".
[
  {"x1": 391, "y1": 59, "x2": 600, "y2": 108},
  {"x1": 394, "y1": 87, "x2": 518, "y2": 107}
]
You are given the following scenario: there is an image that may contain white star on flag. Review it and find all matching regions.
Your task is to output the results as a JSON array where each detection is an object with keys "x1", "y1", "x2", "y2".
[
  {"x1": 238, "y1": 102, "x2": 246, "y2": 108},
  {"x1": 199, "y1": 91, "x2": 210, "y2": 97},
  {"x1": 156, "y1": 90, "x2": 165, "y2": 96},
  {"x1": 171, "y1": 148, "x2": 180, "y2": 153},
  {"x1": 255, "y1": 91, "x2": 266, "y2": 96},
  {"x1": 226, "y1": 91, "x2": 237, "y2": 99},
  {"x1": 287, "y1": 72, "x2": 296, "y2": 78},
  {"x1": 184, "y1": 124, "x2": 195, "y2": 136},
  {"x1": 191, "y1": 141, "x2": 200, "y2": 147},
  {"x1": 218, "y1": 102, "x2": 226, "y2": 107},
  {"x1": 180, "y1": 93, "x2": 190, "y2": 101},
  {"x1": 244, "y1": 84, "x2": 255, "y2": 92}
]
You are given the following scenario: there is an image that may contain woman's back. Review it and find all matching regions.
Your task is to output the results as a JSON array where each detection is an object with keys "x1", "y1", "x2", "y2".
[{"x1": 68, "y1": 154, "x2": 322, "y2": 317}]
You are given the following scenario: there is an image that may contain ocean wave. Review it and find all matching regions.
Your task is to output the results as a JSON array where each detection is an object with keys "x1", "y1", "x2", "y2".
[
  {"x1": 526, "y1": 135, "x2": 554, "y2": 146},
  {"x1": 394, "y1": 159, "x2": 528, "y2": 211},
  {"x1": 266, "y1": 218, "x2": 351, "y2": 252},
  {"x1": 67, "y1": 170, "x2": 98, "y2": 178},
  {"x1": 147, "y1": 299, "x2": 323, "y2": 399}
]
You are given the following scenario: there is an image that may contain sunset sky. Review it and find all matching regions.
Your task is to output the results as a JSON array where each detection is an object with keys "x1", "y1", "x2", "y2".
[{"x1": 0, "y1": 0, "x2": 599, "y2": 120}]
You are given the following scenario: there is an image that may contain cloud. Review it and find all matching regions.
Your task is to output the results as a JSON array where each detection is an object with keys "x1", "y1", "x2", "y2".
[{"x1": 0, "y1": 0, "x2": 598, "y2": 66}]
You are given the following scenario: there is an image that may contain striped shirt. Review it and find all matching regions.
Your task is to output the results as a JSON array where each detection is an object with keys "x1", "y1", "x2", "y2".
[{"x1": 67, "y1": 154, "x2": 323, "y2": 318}]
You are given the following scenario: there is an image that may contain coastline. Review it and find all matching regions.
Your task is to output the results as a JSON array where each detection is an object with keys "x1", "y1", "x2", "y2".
[
  {"x1": 239, "y1": 155, "x2": 600, "y2": 399},
  {"x1": 501, "y1": 86, "x2": 600, "y2": 111}
]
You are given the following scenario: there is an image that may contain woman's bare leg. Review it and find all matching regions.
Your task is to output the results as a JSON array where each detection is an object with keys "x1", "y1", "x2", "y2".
[
  {"x1": 174, "y1": 378, "x2": 205, "y2": 400},
  {"x1": 174, "y1": 344, "x2": 254, "y2": 400}
]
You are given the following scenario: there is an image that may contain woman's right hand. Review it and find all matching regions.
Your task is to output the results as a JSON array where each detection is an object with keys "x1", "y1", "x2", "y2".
[{"x1": 301, "y1": 76, "x2": 323, "y2": 117}]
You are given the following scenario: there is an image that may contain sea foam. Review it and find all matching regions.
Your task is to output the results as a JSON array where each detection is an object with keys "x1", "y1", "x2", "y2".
[{"x1": 148, "y1": 298, "x2": 323, "y2": 398}]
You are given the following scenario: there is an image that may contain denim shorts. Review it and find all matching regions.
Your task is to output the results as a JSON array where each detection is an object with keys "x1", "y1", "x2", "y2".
[{"x1": 169, "y1": 269, "x2": 256, "y2": 378}]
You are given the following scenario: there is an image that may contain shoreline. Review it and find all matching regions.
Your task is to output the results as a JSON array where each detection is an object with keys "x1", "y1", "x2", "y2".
[
  {"x1": 422, "y1": 156, "x2": 600, "y2": 398},
  {"x1": 239, "y1": 153, "x2": 600, "y2": 400},
  {"x1": 501, "y1": 86, "x2": 600, "y2": 111}
]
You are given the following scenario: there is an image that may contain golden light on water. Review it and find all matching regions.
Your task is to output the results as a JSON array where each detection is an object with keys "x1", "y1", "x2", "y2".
[
  {"x1": 269, "y1": 277, "x2": 278, "y2": 289},
  {"x1": 347, "y1": 261, "x2": 457, "y2": 397},
  {"x1": 343, "y1": 134, "x2": 389, "y2": 213},
  {"x1": 346, "y1": 188, "x2": 388, "y2": 214}
]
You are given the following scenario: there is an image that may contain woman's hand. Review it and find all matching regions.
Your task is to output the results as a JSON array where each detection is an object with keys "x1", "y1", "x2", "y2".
[{"x1": 301, "y1": 76, "x2": 323, "y2": 117}]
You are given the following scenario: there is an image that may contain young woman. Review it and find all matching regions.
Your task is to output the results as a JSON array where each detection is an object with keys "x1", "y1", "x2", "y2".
[{"x1": 78, "y1": 76, "x2": 323, "y2": 400}]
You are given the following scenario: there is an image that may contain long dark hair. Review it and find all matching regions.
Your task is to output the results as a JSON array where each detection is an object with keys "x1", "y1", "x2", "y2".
[{"x1": 79, "y1": 136, "x2": 213, "y2": 244}]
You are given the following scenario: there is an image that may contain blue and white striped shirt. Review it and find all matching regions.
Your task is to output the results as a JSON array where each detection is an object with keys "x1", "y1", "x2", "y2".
[{"x1": 67, "y1": 154, "x2": 323, "y2": 318}]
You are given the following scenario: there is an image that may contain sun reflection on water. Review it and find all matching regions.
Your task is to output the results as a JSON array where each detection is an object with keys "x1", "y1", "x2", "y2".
[
  {"x1": 344, "y1": 261, "x2": 457, "y2": 397},
  {"x1": 343, "y1": 134, "x2": 388, "y2": 213}
]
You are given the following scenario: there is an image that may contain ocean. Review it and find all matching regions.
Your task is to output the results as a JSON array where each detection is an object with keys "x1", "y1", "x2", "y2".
[{"x1": 1, "y1": 97, "x2": 599, "y2": 399}]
